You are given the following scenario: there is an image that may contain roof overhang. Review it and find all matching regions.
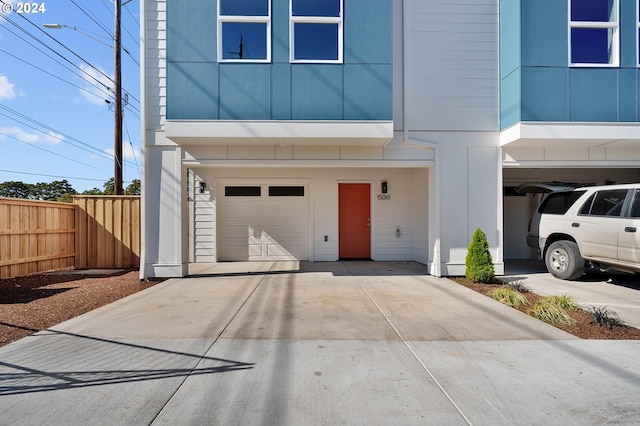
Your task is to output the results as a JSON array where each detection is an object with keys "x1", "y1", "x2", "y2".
[
  {"x1": 165, "y1": 120, "x2": 394, "y2": 146},
  {"x1": 500, "y1": 122, "x2": 640, "y2": 149}
]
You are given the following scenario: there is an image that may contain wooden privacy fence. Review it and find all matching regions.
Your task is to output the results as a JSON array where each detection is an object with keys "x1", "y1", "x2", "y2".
[
  {"x1": 74, "y1": 196, "x2": 140, "y2": 270},
  {"x1": 0, "y1": 196, "x2": 140, "y2": 279},
  {"x1": 0, "y1": 197, "x2": 76, "y2": 279}
]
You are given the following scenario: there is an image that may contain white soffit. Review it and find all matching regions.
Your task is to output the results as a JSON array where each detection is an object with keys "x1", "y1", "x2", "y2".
[
  {"x1": 500, "y1": 122, "x2": 640, "y2": 148},
  {"x1": 165, "y1": 120, "x2": 394, "y2": 146}
]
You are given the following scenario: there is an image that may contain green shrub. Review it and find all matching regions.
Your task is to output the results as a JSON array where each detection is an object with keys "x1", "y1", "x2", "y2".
[
  {"x1": 528, "y1": 297, "x2": 576, "y2": 326},
  {"x1": 465, "y1": 228, "x2": 495, "y2": 283},
  {"x1": 486, "y1": 286, "x2": 528, "y2": 309}
]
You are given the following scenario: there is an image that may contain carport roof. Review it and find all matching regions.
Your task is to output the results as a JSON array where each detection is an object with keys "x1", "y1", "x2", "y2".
[{"x1": 500, "y1": 122, "x2": 640, "y2": 149}]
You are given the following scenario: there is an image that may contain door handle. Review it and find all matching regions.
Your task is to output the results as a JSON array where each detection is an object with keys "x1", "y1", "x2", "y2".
[
  {"x1": 571, "y1": 222, "x2": 580, "y2": 228},
  {"x1": 367, "y1": 218, "x2": 371, "y2": 227},
  {"x1": 625, "y1": 227, "x2": 637, "y2": 233}
]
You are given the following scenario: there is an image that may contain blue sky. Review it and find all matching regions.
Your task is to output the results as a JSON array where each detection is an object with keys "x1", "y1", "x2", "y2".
[{"x1": 0, "y1": 0, "x2": 141, "y2": 193}]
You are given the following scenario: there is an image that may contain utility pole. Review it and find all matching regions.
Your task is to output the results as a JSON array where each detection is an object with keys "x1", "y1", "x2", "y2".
[{"x1": 113, "y1": 0, "x2": 123, "y2": 195}]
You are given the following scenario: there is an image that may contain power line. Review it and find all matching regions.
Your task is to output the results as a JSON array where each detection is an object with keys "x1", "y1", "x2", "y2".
[
  {"x1": 0, "y1": 169, "x2": 109, "y2": 182},
  {"x1": 0, "y1": 105, "x2": 138, "y2": 168},
  {"x1": 0, "y1": 48, "x2": 112, "y2": 103},
  {"x1": 0, "y1": 130, "x2": 110, "y2": 172}
]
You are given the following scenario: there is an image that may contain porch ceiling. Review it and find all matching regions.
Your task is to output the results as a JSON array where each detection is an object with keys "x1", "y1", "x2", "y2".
[
  {"x1": 500, "y1": 122, "x2": 640, "y2": 149},
  {"x1": 165, "y1": 120, "x2": 394, "y2": 146}
]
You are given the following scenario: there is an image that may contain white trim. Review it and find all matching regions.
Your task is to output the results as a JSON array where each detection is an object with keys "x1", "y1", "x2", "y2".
[
  {"x1": 290, "y1": 0, "x2": 343, "y2": 63},
  {"x1": 500, "y1": 122, "x2": 640, "y2": 147},
  {"x1": 218, "y1": 0, "x2": 271, "y2": 62},
  {"x1": 568, "y1": 0, "x2": 619, "y2": 67},
  {"x1": 165, "y1": 120, "x2": 393, "y2": 145},
  {"x1": 183, "y1": 159, "x2": 434, "y2": 168}
]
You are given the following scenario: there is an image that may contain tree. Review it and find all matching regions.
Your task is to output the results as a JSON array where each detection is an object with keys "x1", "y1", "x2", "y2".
[
  {"x1": 102, "y1": 177, "x2": 115, "y2": 195},
  {"x1": 0, "y1": 181, "x2": 33, "y2": 199},
  {"x1": 81, "y1": 187, "x2": 104, "y2": 195},
  {"x1": 125, "y1": 179, "x2": 141, "y2": 195},
  {"x1": 465, "y1": 228, "x2": 495, "y2": 283},
  {"x1": 31, "y1": 180, "x2": 76, "y2": 201}
]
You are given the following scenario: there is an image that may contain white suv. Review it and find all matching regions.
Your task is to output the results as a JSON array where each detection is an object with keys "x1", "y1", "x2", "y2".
[{"x1": 526, "y1": 183, "x2": 640, "y2": 280}]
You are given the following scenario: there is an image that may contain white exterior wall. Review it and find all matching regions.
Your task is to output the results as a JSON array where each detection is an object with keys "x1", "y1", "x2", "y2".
[
  {"x1": 397, "y1": 0, "x2": 501, "y2": 274},
  {"x1": 190, "y1": 167, "x2": 427, "y2": 263},
  {"x1": 142, "y1": 0, "x2": 503, "y2": 277}
]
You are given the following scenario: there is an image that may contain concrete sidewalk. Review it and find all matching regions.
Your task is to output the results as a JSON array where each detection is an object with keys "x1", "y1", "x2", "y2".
[{"x1": 1, "y1": 261, "x2": 639, "y2": 425}]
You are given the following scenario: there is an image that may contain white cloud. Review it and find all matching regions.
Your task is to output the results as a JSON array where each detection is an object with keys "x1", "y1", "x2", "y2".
[
  {"x1": 0, "y1": 127, "x2": 63, "y2": 144},
  {"x1": 105, "y1": 143, "x2": 141, "y2": 161},
  {"x1": 78, "y1": 63, "x2": 113, "y2": 105},
  {"x1": 0, "y1": 75, "x2": 16, "y2": 100}
]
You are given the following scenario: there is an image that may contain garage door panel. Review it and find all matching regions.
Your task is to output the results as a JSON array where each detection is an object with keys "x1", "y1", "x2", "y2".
[{"x1": 219, "y1": 184, "x2": 309, "y2": 261}]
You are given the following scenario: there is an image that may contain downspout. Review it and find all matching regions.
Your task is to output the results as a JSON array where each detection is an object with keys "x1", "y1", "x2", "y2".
[
  {"x1": 138, "y1": 0, "x2": 147, "y2": 281},
  {"x1": 401, "y1": 0, "x2": 441, "y2": 277}
]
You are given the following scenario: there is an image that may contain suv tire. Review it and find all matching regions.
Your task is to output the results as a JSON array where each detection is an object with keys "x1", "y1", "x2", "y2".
[{"x1": 545, "y1": 240, "x2": 585, "y2": 280}]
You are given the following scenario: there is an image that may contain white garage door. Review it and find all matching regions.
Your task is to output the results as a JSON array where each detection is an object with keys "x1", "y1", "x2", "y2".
[{"x1": 219, "y1": 184, "x2": 308, "y2": 261}]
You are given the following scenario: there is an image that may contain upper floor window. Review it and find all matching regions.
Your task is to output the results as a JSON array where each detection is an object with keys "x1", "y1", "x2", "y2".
[
  {"x1": 218, "y1": 0, "x2": 271, "y2": 62},
  {"x1": 569, "y1": 0, "x2": 619, "y2": 66},
  {"x1": 290, "y1": 0, "x2": 343, "y2": 63}
]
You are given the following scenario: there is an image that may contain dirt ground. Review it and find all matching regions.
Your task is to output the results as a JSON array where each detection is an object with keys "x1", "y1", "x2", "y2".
[
  {"x1": 453, "y1": 278, "x2": 640, "y2": 340},
  {"x1": 0, "y1": 270, "x2": 162, "y2": 347}
]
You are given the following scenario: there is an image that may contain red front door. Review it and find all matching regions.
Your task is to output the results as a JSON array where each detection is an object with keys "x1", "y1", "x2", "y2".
[{"x1": 339, "y1": 183, "x2": 371, "y2": 259}]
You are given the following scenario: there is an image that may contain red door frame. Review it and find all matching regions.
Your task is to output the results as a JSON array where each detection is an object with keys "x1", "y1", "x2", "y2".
[{"x1": 338, "y1": 183, "x2": 371, "y2": 259}]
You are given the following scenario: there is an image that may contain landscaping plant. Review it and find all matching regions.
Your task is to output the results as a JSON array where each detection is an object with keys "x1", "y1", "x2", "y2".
[
  {"x1": 528, "y1": 296, "x2": 577, "y2": 326},
  {"x1": 588, "y1": 305, "x2": 623, "y2": 329},
  {"x1": 486, "y1": 286, "x2": 528, "y2": 309},
  {"x1": 465, "y1": 228, "x2": 495, "y2": 283}
]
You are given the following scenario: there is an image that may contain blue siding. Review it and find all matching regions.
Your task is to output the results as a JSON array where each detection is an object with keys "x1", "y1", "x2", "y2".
[
  {"x1": 167, "y1": 62, "x2": 219, "y2": 119},
  {"x1": 166, "y1": 0, "x2": 392, "y2": 121},
  {"x1": 521, "y1": 0, "x2": 567, "y2": 67},
  {"x1": 291, "y1": 65, "x2": 343, "y2": 120},
  {"x1": 570, "y1": 69, "x2": 618, "y2": 121},
  {"x1": 344, "y1": 0, "x2": 391, "y2": 64},
  {"x1": 219, "y1": 65, "x2": 271, "y2": 120},
  {"x1": 500, "y1": 0, "x2": 640, "y2": 128},
  {"x1": 166, "y1": 0, "x2": 216, "y2": 62},
  {"x1": 500, "y1": 0, "x2": 521, "y2": 128},
  {"x1": 521, "y1": 67, "x2": 569, "y2": 122}
]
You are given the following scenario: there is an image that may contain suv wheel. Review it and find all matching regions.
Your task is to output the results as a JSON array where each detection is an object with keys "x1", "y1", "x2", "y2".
[{"x1": 545, "y1": 240, "x2": 585, "y2": 280}]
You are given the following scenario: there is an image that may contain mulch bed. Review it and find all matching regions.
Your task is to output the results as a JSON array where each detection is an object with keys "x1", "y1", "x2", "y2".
[
  {"x1": 451, "y1": 278, "x2": 640, "y2": 340},
  {"x1": 0, "y1": 270, "x2": 163, "y2": 347}
]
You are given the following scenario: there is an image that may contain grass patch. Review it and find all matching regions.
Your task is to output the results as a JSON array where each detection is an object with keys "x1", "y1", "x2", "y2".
[
  {"x1": 486, "y1": 286, "x2": 528, "y2": 309},
  {"x1": 528, "y1": 296, "x2": 577, "y2": 326}
]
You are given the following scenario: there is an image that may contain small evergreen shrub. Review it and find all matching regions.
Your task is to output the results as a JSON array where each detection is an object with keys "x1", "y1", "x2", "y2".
[
  {"x1": 465, "y1": 228, "x2": 495, "y2": 283},
  {"x1": 486, "y1": 286, "x2": 528, "y2": 309}
]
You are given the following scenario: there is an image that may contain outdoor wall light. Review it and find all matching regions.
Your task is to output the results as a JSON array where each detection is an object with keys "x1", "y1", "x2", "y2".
[
  {"x1": 199, "y1": 181, "x2": 207, "y2": 193},
  {"x1": 381, "y1": 181, "x2": 388, "y2": 194}
]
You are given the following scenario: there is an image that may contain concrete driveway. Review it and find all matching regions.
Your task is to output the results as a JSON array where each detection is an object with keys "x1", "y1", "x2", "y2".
[
  {"x1": 1, "y1": 261, "x2": 639, "y2": 425},
  {"x1": 505, "y1": 260, "x2": 640, "y2": 329}
]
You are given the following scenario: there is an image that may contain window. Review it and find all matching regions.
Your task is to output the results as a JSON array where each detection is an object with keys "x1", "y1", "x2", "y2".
[
  {"x1": 269, "y1": 186, "x2": 305, "y2": 196},
  {"x1": 538, "y1": 191, "x2": 586, "y2": 215},
  {"x1": 290, "y1": 0, "x2": 343, "y2": 62},
  {"x1": 569, "y1": 0, "x2": 619, "y2": 66},
  {"x1": 579, "y1": 189, "x2": 628, "y2": 216},
  {"x1": 218, "y1": 0, "x2": 271, "y2": 62},
  {"x1": 630, "y1": 190, "x2": 640, "y2": 218},
  {"x1": 225, "y1": 186, "x2": 262, "y2": 196}
]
